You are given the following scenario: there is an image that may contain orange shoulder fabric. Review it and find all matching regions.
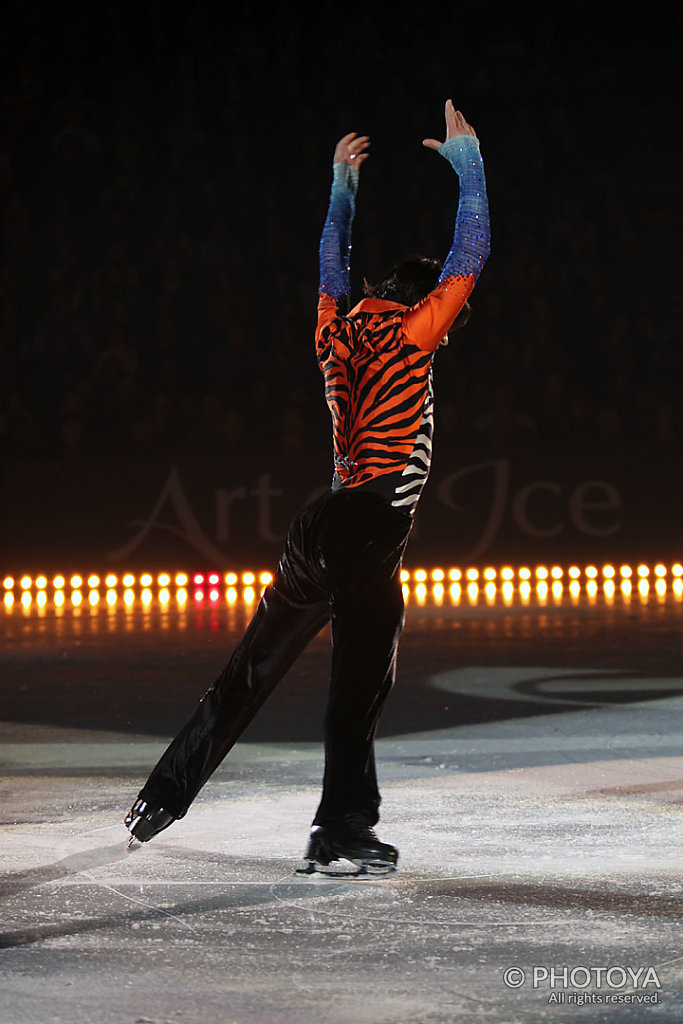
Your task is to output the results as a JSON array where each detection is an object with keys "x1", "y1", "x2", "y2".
[{"x1": 402, "y1": 274, "x2": 475, "y2": 352}]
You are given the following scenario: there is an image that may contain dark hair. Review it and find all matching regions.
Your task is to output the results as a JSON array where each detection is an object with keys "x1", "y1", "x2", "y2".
[
  {"x1": 363, "y1": 254, "x2": 473, "y2": 331},
  {"x1": 364, "y1": 255, "x2": 442, "y2": 307}
]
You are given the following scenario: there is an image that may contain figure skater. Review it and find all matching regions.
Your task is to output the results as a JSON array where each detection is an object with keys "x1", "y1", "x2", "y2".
[{"x1": 124, "y1": 100, "x2": 490, "y2": 874}]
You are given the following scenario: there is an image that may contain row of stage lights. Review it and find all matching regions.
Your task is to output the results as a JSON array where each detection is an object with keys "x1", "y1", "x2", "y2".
[
  {"x1": 1, "y1": 571, "x2": 272, "y2": 612},
  {"x1": 2, "y1": 563, "x2": 683, "y2": 612},
  {"x1": 4, "y1": 563, "x2": 683, "y2": 592},
  {"x1": 3, "y1": 571, "x2": 272, "y2": 591},
  {"x1": 407, "y1": 564, "x2": 683, "y2": 604}
]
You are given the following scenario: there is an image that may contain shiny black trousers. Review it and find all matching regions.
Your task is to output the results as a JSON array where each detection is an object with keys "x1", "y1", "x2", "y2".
[{"x1": 138, "y1": 489, "x2": 413, "y2": 827}]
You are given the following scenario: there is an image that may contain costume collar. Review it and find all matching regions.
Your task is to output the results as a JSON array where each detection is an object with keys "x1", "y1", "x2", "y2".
[{"x1": 348, "y1": 298, "x2": 406, "y2": 317}]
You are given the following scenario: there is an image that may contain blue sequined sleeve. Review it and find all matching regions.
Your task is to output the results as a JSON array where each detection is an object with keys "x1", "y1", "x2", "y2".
[
  {"x1": 319, "y1": 161, "x2": 360, "y2": 300},
  {"x1": 437, "y1": 135, "x2": 490, "y2": 284}
]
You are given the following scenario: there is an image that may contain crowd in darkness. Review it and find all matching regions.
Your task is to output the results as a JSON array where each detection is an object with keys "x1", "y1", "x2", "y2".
[{"x1": 2, "y1": 2, "x2": 680, "y2": 462}]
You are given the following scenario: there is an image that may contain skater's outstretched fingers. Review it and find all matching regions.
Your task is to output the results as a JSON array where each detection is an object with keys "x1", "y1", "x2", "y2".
[
  {"x1": 423, "y1": 98, "x2": 477, "y2": 150},
  {"x1": 334, "y1": 131, "x2": 371, "y2": 167}
]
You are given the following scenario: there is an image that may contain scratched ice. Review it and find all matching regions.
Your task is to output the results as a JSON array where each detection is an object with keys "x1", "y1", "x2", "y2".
[{"x1": 1, "y1": 592, "x2": 682, "y2": 1023}]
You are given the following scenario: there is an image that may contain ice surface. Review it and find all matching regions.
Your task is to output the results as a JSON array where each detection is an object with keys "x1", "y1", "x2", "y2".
[{"x1": 1, "y1": 598, "x2": 682, "y2": 1022}]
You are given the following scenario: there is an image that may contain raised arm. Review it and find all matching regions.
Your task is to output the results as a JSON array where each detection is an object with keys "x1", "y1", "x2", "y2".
[
  {"x1": 403, "y1": 101, "x2": 490, "y2": 351},
  {"x1": 318, "y1": 133, "x2": 369, "y2": 304}
]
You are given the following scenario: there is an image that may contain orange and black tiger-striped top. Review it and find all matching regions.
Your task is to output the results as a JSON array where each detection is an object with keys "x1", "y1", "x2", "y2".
[{"x1": 316, "y1": 135, "x2": 490, "y2": 514}]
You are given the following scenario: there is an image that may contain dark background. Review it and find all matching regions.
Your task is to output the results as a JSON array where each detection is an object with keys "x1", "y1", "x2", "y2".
[{"x1": 1, "y1": 1, "x2": 681, "y2": 561}]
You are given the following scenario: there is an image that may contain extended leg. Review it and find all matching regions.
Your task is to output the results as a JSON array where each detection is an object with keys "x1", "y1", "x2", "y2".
[
  {"x1": 125, "y1": 496, "x2": 331, "y2": 842},
  {"x1": 135, "y1": 584, "x2": 329, "y2": 821}
]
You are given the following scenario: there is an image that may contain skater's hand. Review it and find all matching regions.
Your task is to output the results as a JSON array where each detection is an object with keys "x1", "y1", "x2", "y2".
[
  {"x1": 333, "y1": 132, "x2": 370, "y2": 168},
  {"x1": 422, "y1": 100, "x2": 477, "y2": 151}
]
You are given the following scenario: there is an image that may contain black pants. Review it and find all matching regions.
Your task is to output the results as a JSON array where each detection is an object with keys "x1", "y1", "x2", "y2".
[{"x1": 137, "y1": 488, "x2": 412, "y2": 827}]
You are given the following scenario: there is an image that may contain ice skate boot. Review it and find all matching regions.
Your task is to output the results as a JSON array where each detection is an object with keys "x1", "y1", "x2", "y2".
[
  {"x1": 297, "y1": 813, "x2": 398, "y2": 876},
  {"x1": 124, "y1": 799, "x2": 175, "y2": 848}
]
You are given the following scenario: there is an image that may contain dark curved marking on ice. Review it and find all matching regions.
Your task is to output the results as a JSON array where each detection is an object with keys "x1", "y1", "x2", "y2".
[
  {"x1": 0, "y1": 881, "x2": 357, "y2": 949},
  {"x1": 402, "y1": 878, "x2": 683, "y2": 919},
  {"x1": 588, "y1": 779, "x2": 683, "y2": 798}
]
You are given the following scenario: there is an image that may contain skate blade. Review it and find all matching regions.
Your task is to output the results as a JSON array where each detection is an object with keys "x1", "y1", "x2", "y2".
[{"x1": 296, "y1": 856, "x2": 395, "y2": 878}]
